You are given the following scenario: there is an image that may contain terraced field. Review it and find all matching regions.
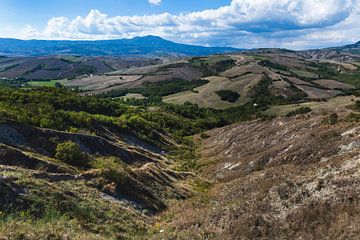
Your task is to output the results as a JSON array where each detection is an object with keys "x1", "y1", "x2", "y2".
[{"x1": 65, "y1": 75, "x2": 143, "y2": 91}]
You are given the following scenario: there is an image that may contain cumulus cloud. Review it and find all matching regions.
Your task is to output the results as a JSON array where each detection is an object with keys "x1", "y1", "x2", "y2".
[
  {"x1": 149, "y1": 0, "x2": 161, "y2": 5},
  {"x1": 13, "y1": 0, "x2": 360, "y2": 49}
]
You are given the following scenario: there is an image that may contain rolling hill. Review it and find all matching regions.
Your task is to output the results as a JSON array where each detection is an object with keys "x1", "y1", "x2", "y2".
[
  {"x1": 301, "y1": 41, "x2": 360, "y2": 61},
  {"x1": 2, "y1": 41, "x2": 360, "y2": 239},
  {"x1": 0, "y1": 36, "x2": 239, "y2": 57}
]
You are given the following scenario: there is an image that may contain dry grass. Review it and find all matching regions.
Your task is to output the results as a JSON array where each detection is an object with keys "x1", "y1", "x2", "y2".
[
  {"x1": 220, "y1": 64, "x2": 266, "y2": 78},
  {"x1": 283, "y1": 76, "x2": 314, "y2": 86},
  {"x1": 320, "y1": 60, "x2": 358, "y2": 70},
  {"x1": 264, "y1": 95, "x2": 360, "y2": 116},
  {"x1": 164, "y1": 74, "x2": 263, "y2": 109},
  {"x1": 149, "y1": 113, "x2": 360, "y2": 239},
  {"x1": 295, "y1": 84, "x2": 342, "y2": 99},
  {"x1": 314, "y1": 79, "x2": 354, "y2": 90},
  {"x1": 65, "y1": 75, "x2": 143, "y2": 91}
]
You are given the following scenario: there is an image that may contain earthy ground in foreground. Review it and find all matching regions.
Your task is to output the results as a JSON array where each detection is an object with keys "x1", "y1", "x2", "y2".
[{"x1": 150, "y1": 112, "x2": 360, "y2": 239}]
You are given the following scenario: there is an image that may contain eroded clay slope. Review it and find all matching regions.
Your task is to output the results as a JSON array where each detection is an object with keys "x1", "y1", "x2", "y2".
[{"x1": 155, "y1": 114, "x2": 360, "y2": 240}]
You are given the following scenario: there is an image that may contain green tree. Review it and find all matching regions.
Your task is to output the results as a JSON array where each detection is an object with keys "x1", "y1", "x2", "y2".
[{"x1": 55, "y1": 141, "x2": 89, "y2": 167}]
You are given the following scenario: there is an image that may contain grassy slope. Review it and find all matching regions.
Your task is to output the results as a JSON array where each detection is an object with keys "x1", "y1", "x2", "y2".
[{"x1": 27, "y1": 79, "x2": 67, "y2": 87}]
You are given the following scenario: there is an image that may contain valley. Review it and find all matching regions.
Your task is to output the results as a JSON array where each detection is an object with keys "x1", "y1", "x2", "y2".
[{"x1": 1, "y1": 39, "x2": 360, "y2": 239}]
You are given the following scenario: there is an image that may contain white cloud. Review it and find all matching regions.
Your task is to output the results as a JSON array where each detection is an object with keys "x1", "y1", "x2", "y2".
[
  {"x1": 149, "y1": 0, "x2": 161, "y2": 5},
  {"x1": 12, "y1": 0, "x2": 360, "y2": 49}
]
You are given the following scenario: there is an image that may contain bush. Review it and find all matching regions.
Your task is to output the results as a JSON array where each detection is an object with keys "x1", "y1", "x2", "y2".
[
  {"x1": 328, "y1": 113, "x2": 339, "y2": 125},
  {"x1": 286, "y1": 107, "x2": 312, "y2": 117},
  {"x1": 216, "y1": 90, "x2": 240, "y2": 103},
  {"x1": 55, "y1": 141, "x2": 89, "y2": 167},
  {"x1": 200, "y1": 133, "x2": 210, "y2": 139}
]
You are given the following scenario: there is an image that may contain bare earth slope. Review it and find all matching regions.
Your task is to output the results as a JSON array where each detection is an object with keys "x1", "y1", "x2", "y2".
[
  {"x1": 0, "y1": 121, "x2": 191, "y2": 239},
  {"x1": 153, "y1": 113, "x2": 360, "y2": 239}
]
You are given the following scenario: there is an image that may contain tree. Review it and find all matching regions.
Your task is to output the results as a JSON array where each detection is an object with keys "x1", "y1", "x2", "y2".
[{"x1": 55, "y1": 141, "x2": 89, "y2": 167}]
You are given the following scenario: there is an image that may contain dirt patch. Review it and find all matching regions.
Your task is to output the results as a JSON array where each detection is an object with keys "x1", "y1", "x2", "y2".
[{"x1": 314, "y1": 79, "x2": 355, "y2": 90}]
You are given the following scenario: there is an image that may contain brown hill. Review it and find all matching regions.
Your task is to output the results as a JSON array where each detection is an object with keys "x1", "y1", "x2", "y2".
[{"x1": 151, "y1": 112, "x2": 360, "y2": 239}]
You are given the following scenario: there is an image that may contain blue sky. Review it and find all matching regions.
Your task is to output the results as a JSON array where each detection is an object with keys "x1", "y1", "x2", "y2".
[
  {"x1": 0, "y1": 0, "x2": 230, "y2": 28},
  {"x1": 1, "y1": 0, "x2": 360, "y2": 49}
]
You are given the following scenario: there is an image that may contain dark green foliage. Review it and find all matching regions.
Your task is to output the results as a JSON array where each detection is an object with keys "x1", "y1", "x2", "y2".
[
  {"x1": 55, "y1": 141, "x2": 89, "y2": 166},
  {"x1": 286, "y1": 107, "x2": 312, "y2": 117},
  {"x1": 251, "y1": 76, "x2": 285, "y2": 107},
  {"x1": 251, "y1": 76, "x2": 306, "y2": 108},
  {"x1": 328, "y1": 113, "x2": 339, "y2": 125},
  {"x1": 286, "y1": 85, "x2": 308, "y2": 102},
  {"x1": 0, "y1": 78, "x2": 26, "y2": 87},
  {"x1": 216, "y1": 90, "x2": 240, "y2": 102},
  {"x1": 74, "y1": 65, "x2": 96, "y2": 75},
  {"x1": 54, "y1": 82, "x2": 62, "y2": 88},
  {"x1": 258, "y1": 60, "x2": 289, "y2": 71},
  {"x1": 189, "y1": 58, "x2": 236, "y2": 76},
  {"x1": 0, "y1": 83, "x2": 278, "y2": 148}
]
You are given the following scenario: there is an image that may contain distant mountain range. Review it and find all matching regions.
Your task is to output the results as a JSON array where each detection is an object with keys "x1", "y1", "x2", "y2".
[{"x1": 0, "y1": 36, "x2": 240, "y2": 57}]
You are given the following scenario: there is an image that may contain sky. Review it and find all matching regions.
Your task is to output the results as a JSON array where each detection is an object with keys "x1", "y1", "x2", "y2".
[{"x1": 0, "y1": 0, "x2": 360, "y2": 49}]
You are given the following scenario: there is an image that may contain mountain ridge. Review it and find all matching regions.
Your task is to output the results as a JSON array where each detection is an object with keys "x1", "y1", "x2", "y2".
[{"x1": 0, "y1": 35, "x2": 240, "y2": 57}]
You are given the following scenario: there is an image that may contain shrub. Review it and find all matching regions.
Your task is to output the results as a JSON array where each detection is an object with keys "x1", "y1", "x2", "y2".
[
  {"x1": 216, "y1": 90, "x2": 240, "y2": 103},
  {"x1": 328, "y1": 113, "x2": 339, "y2": 125},
  {"x1": 286, "y1": 107, "x2": 312, "y2": 117},
  {"x1": 55, "y1": 141, "x2": 89, "y2": 167},
  {"x1": 200, "y1": 133, "x2": 210, "y2": 139}
]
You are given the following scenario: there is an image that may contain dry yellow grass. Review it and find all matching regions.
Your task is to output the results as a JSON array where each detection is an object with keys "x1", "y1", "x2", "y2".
[
  {"x1": 164, "y1": 74, "x2": 263, "y2": 109},
  {"x1": 321, "y1": 60, "x2": 358, "y2": 70}
]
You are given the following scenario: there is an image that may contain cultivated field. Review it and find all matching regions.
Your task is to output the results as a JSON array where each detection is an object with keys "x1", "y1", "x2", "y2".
[{"x1": 65, "y1": 75, "x2": 143, "y2": 91}]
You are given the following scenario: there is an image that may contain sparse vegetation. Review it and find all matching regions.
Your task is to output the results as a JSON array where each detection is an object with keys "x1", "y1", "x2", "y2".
[
  {"x1": 189, "y1": 56, "x2": 236, "y2": 76},
  {"x1": 328, "y1": 113, "x2": 339, "y2": 125},
  {"x1": 286, "y1": 107, "x2": 312, "y2": 117}
]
